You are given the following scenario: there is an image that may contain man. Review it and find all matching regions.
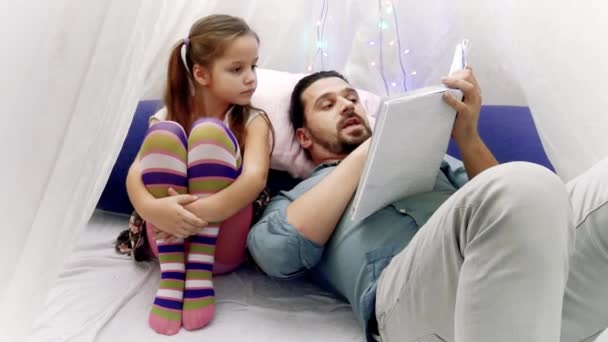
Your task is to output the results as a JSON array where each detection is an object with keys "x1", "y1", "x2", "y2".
[{"x1": 247, "y1": 68, "x2": 608, "y2": 342}]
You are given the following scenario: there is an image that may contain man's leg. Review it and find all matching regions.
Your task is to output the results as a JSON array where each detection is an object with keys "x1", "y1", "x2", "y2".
[
  {"x1": 561, "y1": 158, "x2": 608, "y2": 342},
  {"x1": 375, "y1": 162, "x2": 575, "y2": 342}
]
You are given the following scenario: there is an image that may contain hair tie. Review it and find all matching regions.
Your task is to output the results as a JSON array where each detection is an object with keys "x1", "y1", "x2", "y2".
[{"x1": 180, "y1": 37, "x2": 191, "y2": 75}]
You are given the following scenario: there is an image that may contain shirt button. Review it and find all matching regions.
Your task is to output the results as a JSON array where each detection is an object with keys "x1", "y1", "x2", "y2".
[{"x1": 399, "y1": 209, "x2": 407, "y2": 214}]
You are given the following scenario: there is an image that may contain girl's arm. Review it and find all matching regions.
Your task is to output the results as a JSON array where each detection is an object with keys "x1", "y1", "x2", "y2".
[
  {"x1": 126, "y1": 149, "x2": 206, "y2": 238},
  {"x1": 184, "y1": 115, "x2": 271, "y2": 222}
]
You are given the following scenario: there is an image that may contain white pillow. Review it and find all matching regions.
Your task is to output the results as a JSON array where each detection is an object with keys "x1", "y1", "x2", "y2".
[{"x1": 253, "y1": 68, "x2": 380, "y2": 178}]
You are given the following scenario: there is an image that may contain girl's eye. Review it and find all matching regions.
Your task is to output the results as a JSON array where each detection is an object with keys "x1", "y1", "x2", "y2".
[
  {"x1": 349, "y1": 97, "x2": 358, "y2": 103},
  {"x1": 252, "y1": 64, "x2": 258, "y2": 70},
  {"x1": 232, "y1": 67, "x2": 241, "y2": 73},
  {"x1": 322, "y1": 102, "x2": 333, "y2": 110}
]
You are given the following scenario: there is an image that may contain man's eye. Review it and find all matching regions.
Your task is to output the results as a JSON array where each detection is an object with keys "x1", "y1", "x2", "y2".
[{"x1": 322, "y1": 103, "x2": 333, "y2": 110}]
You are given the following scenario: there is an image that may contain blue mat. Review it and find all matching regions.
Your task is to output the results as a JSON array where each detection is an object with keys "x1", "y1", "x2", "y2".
[{"x1": 97, "y1": 102, "x2": 553, "y2": 214}]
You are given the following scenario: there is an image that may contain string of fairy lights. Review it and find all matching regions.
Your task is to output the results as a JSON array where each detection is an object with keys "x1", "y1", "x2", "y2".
[
  {"x1": 306, "y1": 0, "x2": 416, "y2": 94},
  {"x1": 308, "y1": 0, "x2": 330, "y2": 72}
]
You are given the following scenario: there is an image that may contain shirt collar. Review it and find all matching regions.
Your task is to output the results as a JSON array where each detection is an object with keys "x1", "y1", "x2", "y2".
[{"x1": 312, "y1": 160, "x2": 342, "y2": 173}]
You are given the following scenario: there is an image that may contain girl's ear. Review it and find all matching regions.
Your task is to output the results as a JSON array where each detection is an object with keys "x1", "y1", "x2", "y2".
[{"x1": 192, "y1": 64, "x2": 210, "y2": 86}]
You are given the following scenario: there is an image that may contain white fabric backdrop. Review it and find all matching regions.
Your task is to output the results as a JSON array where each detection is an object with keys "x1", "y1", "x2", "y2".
[
  {"x1": 0, "y1": 1, "x2": 166, "y2": 340},
  {"x1": 1, "y1": 0, "x2": 607, "y2": 340}
]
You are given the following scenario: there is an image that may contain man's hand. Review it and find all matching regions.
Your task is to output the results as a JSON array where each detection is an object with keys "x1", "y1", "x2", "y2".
[
  {"x1": 441, "y1": 66, "x2": 498, "y2": 179},
  {"x1": 145, "y1": 188, "x2": 207, "y2": 241},
  {"x1": 441, "y1": 66, "x2": 482, "y2": 145}
]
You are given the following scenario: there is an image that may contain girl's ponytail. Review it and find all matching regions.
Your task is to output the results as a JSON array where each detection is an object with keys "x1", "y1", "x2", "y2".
[{"x1": 164, "y1": 40, "x2": 192, "y2": 132}]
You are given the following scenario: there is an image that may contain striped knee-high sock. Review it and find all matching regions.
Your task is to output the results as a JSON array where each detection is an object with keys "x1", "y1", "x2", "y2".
[
  {"x1": 148, "y1": 238, "x2": 185, "y2": 335},
  {"x1": 182, "y1": 118, "x2": 240, "y2": 330},
  {"x1": 140, "y1": 121, "x2": 189, "y2": 335}
]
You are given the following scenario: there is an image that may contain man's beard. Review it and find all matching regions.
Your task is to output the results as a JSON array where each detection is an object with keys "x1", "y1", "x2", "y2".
[{"x1": 310, "y1": 124, "x2": 372, "y2": 155}]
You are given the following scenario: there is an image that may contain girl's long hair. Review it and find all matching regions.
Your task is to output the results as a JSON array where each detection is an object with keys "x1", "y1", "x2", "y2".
[{"x1": 164, "y1": 14, "x2": 274, "y2": 153}]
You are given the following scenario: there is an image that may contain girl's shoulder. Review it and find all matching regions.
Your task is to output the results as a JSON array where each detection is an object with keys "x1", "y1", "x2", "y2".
[{"x1": 245, "y1": 107, "x2": 267, "y2": 127}]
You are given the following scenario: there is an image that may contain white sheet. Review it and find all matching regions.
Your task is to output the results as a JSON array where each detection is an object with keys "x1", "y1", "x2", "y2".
[
  {"x1": 29, "y1": 210, "x2": 363, "y2": 342},
  {"x1": 6, "y1": 2, "x2": 608, "y2": 338}
]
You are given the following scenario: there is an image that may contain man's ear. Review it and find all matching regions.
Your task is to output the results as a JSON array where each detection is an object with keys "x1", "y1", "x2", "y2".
[
  {"x1": 295, "y1": 127, "x2": 312, "y2": 150},
  {"x1": 192, "y1": 64, "x2": 210, "y2": 86}
]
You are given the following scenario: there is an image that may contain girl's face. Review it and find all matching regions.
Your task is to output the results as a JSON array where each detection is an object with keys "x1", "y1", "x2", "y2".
[{"x1": 199, "y1": 34, "x2": 259, "y2": 106}]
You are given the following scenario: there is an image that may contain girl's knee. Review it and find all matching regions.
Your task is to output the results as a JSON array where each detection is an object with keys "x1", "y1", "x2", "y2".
[
  {"x1": 191, "y1": 117, "x2": 227, "y2": 130},
  {"x1": 189, "y1": 118, "x2": 238, "y2": 153},
  {"x1": 140, "y1": 121, "x2": 188, "y2": 161},
  {"x1": 147, "y1": 120, "x2": 187, "y2": 139}
]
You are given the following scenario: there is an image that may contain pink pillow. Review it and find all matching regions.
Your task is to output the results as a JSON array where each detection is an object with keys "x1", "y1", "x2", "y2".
[{"x1": 253, "y1": 68, "x2": 380, "y2": 178}]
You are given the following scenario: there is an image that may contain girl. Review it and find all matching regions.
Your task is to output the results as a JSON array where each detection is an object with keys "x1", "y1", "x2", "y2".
[{"x1": 123, "y1": 15, "x2": 273, "y2": 335}]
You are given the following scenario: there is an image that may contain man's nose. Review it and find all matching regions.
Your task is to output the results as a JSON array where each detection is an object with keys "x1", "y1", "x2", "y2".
[{"x1": 339, "y1": 97, "x2": 355, "y2": 115}]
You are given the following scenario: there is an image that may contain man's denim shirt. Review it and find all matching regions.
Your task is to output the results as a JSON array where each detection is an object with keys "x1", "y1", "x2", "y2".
[{"x1": 247, "y1": 155, "x2": 468, "y2": 340}]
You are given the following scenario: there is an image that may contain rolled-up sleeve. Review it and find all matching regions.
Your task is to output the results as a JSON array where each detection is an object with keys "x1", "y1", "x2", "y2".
[
  {"x1": 442, "y1": 154, "x2": 469, "y2": 189},
  {"x1": 247, "y1": 194, "x2": 325, "y2": 280}
]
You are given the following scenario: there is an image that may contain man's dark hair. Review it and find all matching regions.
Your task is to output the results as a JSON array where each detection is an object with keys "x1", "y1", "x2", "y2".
[{"x1": 288, "y1": 70, "x2": 349, "y2": 131}]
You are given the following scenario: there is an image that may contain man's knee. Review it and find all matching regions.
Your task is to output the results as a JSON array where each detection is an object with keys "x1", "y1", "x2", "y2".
[
  {"x1": 486, "y1": 162, "x2": 567, "y2": 210},
  {"x1": 475, "y1": 162, "x2": 573, "y2": 255}
]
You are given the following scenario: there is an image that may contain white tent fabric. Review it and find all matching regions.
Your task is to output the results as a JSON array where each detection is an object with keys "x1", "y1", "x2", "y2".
[{"x1": 1, "y1": 0, "x2": 607, "y2": 340}]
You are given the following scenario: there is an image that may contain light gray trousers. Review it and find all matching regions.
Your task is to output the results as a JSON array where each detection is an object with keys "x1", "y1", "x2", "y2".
[{"x1": 376, "y1": 160, "x2": 608, "y2": 342}]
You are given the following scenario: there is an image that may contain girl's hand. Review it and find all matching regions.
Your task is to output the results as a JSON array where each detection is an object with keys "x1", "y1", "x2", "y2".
[{"x1": 145, "y1": 188, "x2": 207, "y2": 240}]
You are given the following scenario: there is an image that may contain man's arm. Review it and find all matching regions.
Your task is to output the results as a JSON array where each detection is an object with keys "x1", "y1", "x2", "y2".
[
  {"x1": 248, "y1": 193, "x2": 325, "y2": 279},
  {"x1": 442, "y1": 66, "x2": 498, "y2": 179},
  {"x1": 455, "y1": 135, "x2": 497, "y2": 179},
  {"x1": 286, "y1": 139, "x2": 370, "y2": 245}
]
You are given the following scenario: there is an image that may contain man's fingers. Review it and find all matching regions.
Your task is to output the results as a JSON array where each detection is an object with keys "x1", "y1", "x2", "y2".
[
  {"x1": 442, "y1": 92, "x2": 467, "y2": 112},
  {"x1": 442, "y1": 78, "x2": 481, "y2": 106},
  {"x1": 459, "y1": 67, "x2": 481, "y2": 94},
  {"x1": 441, "y1": 77, "x2": 475, "y2": 93}
]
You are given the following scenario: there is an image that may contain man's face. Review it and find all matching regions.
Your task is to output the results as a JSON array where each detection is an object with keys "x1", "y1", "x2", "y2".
[{"x1": 298, "y1": 77, "x2": 372, "y2": 158}]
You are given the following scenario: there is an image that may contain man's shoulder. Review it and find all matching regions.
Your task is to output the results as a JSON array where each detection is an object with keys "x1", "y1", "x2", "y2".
[
  {"x1": 288, "y1": 165, "x2": 336, "y2": 195},
  {"x1": 265, "y1": 165, "x2": 337, "y2": 208}
]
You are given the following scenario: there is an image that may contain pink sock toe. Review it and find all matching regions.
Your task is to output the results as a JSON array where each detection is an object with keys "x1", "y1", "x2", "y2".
[
  {"x1": 149, "y1": 311, "x2": 182, "y2": 336},
  {"x1": 182, "y1": 304, "x2": 215, "y2": 330}
]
